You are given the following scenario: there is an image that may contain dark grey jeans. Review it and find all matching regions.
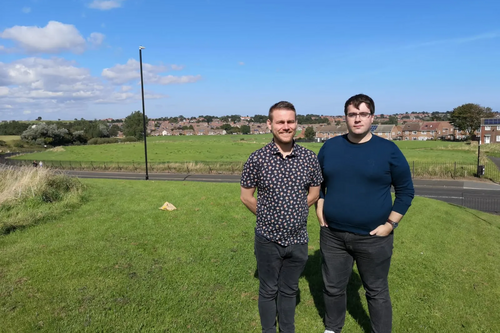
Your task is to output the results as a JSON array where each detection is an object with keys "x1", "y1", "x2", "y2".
[
  {"x1": 320, "y1": 227, "x2": 394, "y2": 333},
  {"x1": 254, "y1": 234, "x2": 308, "y2": 333}
]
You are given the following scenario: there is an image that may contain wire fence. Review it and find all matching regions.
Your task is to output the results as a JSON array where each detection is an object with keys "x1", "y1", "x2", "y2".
[
  {"x1": 4, "y1": 159, "x2": 245, "y2": 175},
  {"x1": 408, "y1": 161, "x2": 499, "y2": 182},
  {"x1": 3, "y1": 158, "x2": 499, "y2": 182}
]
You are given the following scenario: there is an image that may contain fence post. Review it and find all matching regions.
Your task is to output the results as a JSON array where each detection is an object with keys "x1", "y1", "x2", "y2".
[{"x1": 454, "y1": 162, "x2": 456, "y2": 179}]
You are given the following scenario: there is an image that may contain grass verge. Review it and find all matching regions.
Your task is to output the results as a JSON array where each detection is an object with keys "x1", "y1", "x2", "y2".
[
  {"x1": 0, "y1": 166, "x2": 85, "y2": 234},
  {"x1": 0, "y1": 179, "x2": 499, "y2": 332}
]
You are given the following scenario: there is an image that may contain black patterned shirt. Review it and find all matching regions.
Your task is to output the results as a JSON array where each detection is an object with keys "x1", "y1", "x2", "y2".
[{"x1": 241, "y1": 140, "x2": 323, "y2": 246}]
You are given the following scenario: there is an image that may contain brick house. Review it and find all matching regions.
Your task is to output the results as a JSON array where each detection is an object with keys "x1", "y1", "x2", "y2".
[
  {"x1": 402, "y1": 121, "x2": 456, "y2": 141},
  {"x1": 480, "y1": 118, "x2": 500, "y2": 144},
  {"x1": 372, "y1": 124, "x2": 402, "y2": 140},
  {"x1": 402, "y1": 122, "x2": 421, "y2": 140},
  {"x1": 315, "y1": 124, "x2": 348, "y2": 141}
]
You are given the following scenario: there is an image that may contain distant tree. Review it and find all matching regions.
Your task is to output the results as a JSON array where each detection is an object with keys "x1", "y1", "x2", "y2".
[
  {"x1": 109, "y1": 124, "x2": 121, "y2": 137},
  {"x1": 220, "y1": 124, "x2": 232, "y2": 131},
  {"x1": 229, "y1": 115, "x2": 241, "y2": 123},
  {"x1": 203, "y1": 115, "x2": 214, "y2": 125},
  {"x1": 36, "y1": 116, "x2": 42, "y2": 121},
  {"x1": 240, "y1": 125, "x2": 251, "y2": 134},
  {"x1": 219, "y1": 116, "x2": 230, "y2": 123},
  {"x1": 297, "y1": 114, "x2": 329, "y2": 125},
  {"x1": 123, "y1": 110, "x2": 148, "y2": 140},
  {"x1": 251, "y1": 115, "x2": 268, "y2": 123},
  {"x1": 335, "y1": 120, "x2": 341, "y2": 126},
  {"x1": 449, "y1": 103, "x2": 494, "y2": 136},
  {"x1": 304, "y1": 126, "x2": 316, "y2": 140},
  {"x1": 230, "y1": 126, "x2": 241, "y2": 134},
  {"x1": 430, "y1": 111, "x2": 441, "y2": 121},
  {"x1": 0, "y1": 121, "x2": 30, "y2": 135},
  {"x1": 386, "y1": 115, "x2": 398, "y2": 125},
  {"x1": 21, "y1": 123, "x2": 71, "y2": 146}
]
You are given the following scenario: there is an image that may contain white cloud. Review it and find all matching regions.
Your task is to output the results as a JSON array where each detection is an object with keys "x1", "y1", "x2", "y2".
[
  {"x1": 406, "y1": 31, "x2": 500, "y2": 49},
  {"x1": 0, "y1": 57, "x2": 142, "y2": 116},
  {"x1": 0, "y1": 87, "x2": 9, "y2": 96},
  {"x1": 102, "y1": 59, "x2": 141, "y2": 84},
  {"x1": 22, "y1": 7, "x2": 31, "y2": 13},
  {"x1": 0, "y1": 56, "x2": 199, "y2": 118},
  {"x1": 154, "y1": 75, "x2": 201, "y2": 85},
  {"x1": 0, "y1": 44, "x2": 15, "y2": 54},
  {"x1": 87, "y1": 32, "x2": 105, "y2": 47},
  {"x1": 88, "y1": 0, "x2": 123, "y2": 10},
  {"x1": 102, "y1": 59, "x2": 201, "y2": 85},
  {"x1": 171, "y1": 64, "x2": 184, "y2": 70},
  {"x1": 0, "y1": 21, "x2": 86, "y2": 54}
]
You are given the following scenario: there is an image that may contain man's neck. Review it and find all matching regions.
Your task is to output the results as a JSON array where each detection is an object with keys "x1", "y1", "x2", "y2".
[
  {"x1": 347, "y1": 132, "x2": 372, "y2": 144},
  {"x1": 275, "y1": 140, "x2": 294, "y2": 157}
]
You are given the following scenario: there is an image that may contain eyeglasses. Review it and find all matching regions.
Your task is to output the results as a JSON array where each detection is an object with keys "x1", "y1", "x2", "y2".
[{"x1": 346, "y1": 112, "x2": 372, "y2": 119}]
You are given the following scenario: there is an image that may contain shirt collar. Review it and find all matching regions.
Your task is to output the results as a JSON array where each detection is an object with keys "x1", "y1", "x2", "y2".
[{"x1": 269, "y1": 139, "x2": 297, "y2": 157}]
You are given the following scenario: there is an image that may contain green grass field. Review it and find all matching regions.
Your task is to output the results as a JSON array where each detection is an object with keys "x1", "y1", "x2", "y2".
[
  {"x1": 1, "y1": 178, "x2": 499, "y2": 332},
  {"x1": 10, "y1": 135, "x2": 500, "y2": 182},
  {"x1": 11, "y1": 135, "x2": 495, "y2": 164},
  {"x1": 0, "y1": 135, "x2": 21, "y2": 142}
]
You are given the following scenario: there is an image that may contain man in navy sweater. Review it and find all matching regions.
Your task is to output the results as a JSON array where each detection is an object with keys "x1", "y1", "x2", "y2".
[{"x1": 316, "y1": 94, "x2": 414, "y2": 333}]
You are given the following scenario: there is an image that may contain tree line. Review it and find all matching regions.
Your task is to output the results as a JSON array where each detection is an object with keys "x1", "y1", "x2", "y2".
[{"x1": 1, "y1": 103, "x2": 495, "y2": 147}]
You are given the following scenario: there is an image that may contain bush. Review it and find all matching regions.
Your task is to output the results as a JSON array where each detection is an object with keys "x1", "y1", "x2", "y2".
[
  {"x1": 87, "y1": 137, "x2": 132, "y2": 145},
  {"x1": 12, "y1": 140, "x2": 25, "y2": 148},
  {"x1": 121, "y1": 136, "x2": 138, "y2": 142}
]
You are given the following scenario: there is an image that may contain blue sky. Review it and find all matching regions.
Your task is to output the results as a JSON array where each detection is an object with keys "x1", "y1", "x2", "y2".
[{"x1": 1, "y1": 0, "x2": 499, "y2": 121}]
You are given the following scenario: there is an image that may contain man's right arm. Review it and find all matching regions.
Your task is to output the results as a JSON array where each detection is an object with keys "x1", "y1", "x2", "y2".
[
  {"x1": 240, "y1": 186, "x2": 257, "y2": 215},
  {"x1": 315, "y1": 198, "x2": 328, "y2": 227}
]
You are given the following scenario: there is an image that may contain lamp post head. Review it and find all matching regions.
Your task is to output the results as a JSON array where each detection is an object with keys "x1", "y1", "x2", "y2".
[{"x1": 139, "y1": 46, "x2": 145, "y2": 50}]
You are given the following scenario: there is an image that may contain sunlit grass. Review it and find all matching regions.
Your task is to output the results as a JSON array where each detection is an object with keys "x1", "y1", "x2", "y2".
[
  {"x1": 0, "y1": 179, "x2": 499, "y2": 332},
  {"x1": 0, "y1": 166, "x2": 85, "y2": 234}
]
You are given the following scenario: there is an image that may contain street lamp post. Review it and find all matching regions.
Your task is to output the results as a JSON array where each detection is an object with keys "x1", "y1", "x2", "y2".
[{"x1": 139, "y1": 46, "x2": 149, "y2": 180}]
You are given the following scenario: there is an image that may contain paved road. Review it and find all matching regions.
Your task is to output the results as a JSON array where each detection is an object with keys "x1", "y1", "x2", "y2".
[
  {"x1": 489, "y1": 156, "x2": 500, "y2": 170},
  {"x1": 63, "y1": 170, "x2": 500, "y2": 214}
]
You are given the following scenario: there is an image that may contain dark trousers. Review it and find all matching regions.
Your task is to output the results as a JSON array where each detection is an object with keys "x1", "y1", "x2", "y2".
[
  {"x1": 320, "y1": 227, "x2": 394, "y2": 333},
  {"x1": 254, "y1": 234, "x2": 308, "y2": 333}
]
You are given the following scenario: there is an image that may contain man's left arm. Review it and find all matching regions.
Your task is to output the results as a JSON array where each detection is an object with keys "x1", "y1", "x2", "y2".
[
  {"x1": 307, "y1": 152, "x2": 323, "y2": 207},
  {"x1": 370, "y1": 146, "x2": 414, "y2": 236},
  {"x1": 307, "y1": 186, "x2": 321, "y2": 207}
]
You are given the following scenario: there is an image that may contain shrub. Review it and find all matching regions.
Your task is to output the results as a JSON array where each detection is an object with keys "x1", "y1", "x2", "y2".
[
  {"x1": 12, "y1": 140, "x2": 25, "y2": 148},
  {"x1": 121, "y1": 136, "x2": 138, "y2": 142}
]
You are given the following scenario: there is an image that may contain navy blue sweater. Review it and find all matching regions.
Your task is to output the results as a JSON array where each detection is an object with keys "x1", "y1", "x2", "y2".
[{"x1": 318, "y1": 135, "x2": 414, "y2": 235}]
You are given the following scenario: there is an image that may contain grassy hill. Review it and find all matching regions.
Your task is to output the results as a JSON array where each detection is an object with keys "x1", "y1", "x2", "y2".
[{"x1": 1, "y1": 177, "x2": 499, "y2": 332}]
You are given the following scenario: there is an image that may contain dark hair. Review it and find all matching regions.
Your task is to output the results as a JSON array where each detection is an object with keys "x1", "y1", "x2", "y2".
[
  {"x1": 344, "y1": 94, "x2": 375, "y2": 115},
  {"x1": 268, "y1": 101, "x2": 296, "y2": 121}
]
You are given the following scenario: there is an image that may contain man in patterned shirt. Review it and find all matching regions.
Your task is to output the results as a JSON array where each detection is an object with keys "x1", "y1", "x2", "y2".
[{"x1": 240, "y1": 101, "x2": 323, "y2": 333}]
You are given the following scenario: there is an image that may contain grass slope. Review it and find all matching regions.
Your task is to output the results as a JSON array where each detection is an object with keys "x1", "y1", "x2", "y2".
[{"x1": 0, "y1": 179, "x2": 499, "y2": 332}]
